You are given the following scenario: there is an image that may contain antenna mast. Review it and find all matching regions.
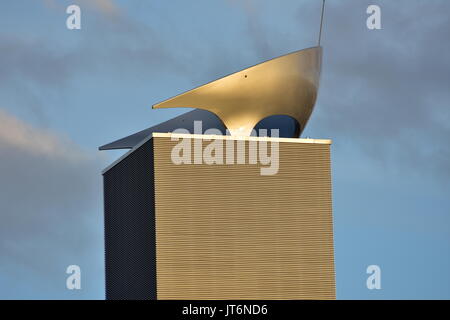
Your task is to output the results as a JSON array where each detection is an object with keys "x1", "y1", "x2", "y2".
[{"x1": 318, "y1": 0, "x2": 326, "y2": 46}]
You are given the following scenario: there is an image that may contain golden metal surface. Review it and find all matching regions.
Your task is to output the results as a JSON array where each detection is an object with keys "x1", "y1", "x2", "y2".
[
  {"x1": 153, "y1": 135, "x2": 335, "y2": 299},
  {"x1": 153, "y1": 47, "x2": 322, "y2": 136}
]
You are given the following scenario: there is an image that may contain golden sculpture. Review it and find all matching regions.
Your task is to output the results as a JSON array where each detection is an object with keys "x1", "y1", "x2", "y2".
[{"x1": 153, "y1": 46, "x2": 322, "y2": 137}]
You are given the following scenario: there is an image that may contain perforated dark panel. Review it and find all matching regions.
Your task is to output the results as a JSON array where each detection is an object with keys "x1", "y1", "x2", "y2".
[{"x1": 103, "y1": 138, "x2": 156, "y2": 300}]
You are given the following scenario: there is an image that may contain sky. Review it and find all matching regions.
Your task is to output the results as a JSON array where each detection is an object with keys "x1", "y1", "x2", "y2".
[{"x1": 0, "y1": 0, "x2": 449, "y2": 299}]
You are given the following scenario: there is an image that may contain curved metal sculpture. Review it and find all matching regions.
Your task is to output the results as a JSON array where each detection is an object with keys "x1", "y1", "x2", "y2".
[{"x1": 153, "y1": 46, "x2": 322, "y2": 137}]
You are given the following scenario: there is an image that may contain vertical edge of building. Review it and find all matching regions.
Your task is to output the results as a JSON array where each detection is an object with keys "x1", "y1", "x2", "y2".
[{"x1": 102, "y1": 138, "x2": 157, "y2": 300}]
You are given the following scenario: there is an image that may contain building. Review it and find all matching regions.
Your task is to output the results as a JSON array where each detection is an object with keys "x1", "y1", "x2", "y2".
[{"x1": 100, "y1": 46, "x2": 335, "y2": 299}]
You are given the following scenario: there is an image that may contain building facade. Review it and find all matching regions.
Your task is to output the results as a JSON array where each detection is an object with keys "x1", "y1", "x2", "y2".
[{"x1": 102, "y1": 133, "x2": 335, "y2": 299}]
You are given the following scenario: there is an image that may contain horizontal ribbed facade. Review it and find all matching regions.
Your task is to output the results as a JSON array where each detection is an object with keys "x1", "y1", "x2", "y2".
[{"x1": 153, "y1": 135, "x2": 335, "y2": 300}]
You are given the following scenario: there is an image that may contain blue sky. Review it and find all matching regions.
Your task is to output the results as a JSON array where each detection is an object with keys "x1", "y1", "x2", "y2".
[{"x1": 0, "y1": 0, "x2": 449, "y2": 299}]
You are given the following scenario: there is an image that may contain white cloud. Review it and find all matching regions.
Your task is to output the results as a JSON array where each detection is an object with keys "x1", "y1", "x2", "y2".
[
  {"x1": 44, "y1": 0, "x2": 119, "y2": 16},
  {"x1": 0, "y1": 109, "x2": 88, "y2": 161},
  {"x1": 0, "y1": 110, "x2": 104, "y2": 299}
]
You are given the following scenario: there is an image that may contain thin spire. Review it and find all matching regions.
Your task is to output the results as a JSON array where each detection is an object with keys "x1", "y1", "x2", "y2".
[{"x1": 318, "y1": 0, "x2": 326, "y2": 46}]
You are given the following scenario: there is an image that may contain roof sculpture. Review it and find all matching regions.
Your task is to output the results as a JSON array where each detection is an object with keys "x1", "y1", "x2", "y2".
[
  {"x1": 100, "y1": 1, "x2": 326, "y2": 151},
  {"x1": 100, "y1": 47, "x2": 322, "y2": 150},
  {"x1": 153, "y1": 47, "x2": 322, "y2": 138}
]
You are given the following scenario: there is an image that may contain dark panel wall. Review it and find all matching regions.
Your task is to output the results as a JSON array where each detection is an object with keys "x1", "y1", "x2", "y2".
[{"x1": 103, "y1": 138, "x2": 156, "y2": 300}]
